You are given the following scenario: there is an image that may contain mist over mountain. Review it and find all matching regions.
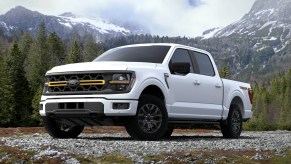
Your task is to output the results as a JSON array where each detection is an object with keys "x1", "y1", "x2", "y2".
[
  {"x1": 200, "y1": 0, "x2": 291, "y2": 81},
  {"x1": 204, "y1": 0, "x2": 291, "y2": 39},
  {"x1": 0, "y1": 6, "x2": 148, "y2": 41},
  {"x1": 0, "y1": 1, "x2": 291, "y2": 82}
]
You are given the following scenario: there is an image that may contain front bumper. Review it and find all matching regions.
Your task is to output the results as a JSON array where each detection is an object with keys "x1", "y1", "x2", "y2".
[{"x1": 39, "y1": 97, "x2": 138, "y2": 117}]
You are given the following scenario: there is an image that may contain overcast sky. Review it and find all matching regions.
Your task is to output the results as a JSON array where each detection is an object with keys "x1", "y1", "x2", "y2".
[{"x1": 0, "y1": 0, "x2": 256, "y2": 37}]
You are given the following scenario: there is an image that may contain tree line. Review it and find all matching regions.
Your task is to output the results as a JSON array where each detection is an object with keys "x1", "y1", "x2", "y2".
[
  {"x1": 244, "y1": 70, "x2": 291, "y2": 130},
  {"x1": 0, "y1": 24, "x2": 106, "y2": 126},
  {"x1": 0, "y1": 24, "x2": 290, "y2": 130},
  {"x1": 219, "y1": 66, "x2": 291, "y2": 130}
]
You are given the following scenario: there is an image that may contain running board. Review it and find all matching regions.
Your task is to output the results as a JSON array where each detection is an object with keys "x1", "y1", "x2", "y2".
[
  {"x1": 168, "y1": 118, "x2": 222, "y2": 129},
  {"x1": 168, "y1": 118, "x2": 221, "y2": 125}
]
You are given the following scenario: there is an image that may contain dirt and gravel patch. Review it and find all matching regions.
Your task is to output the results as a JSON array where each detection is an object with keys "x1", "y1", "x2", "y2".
[{"x1": 0, "y1": 127, "x2": 290, "y2": 163}]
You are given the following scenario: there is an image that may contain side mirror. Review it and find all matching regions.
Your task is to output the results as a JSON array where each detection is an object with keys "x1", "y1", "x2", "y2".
[{"x1": 170, "y1": 62, "x2": 190, "y2": 75}]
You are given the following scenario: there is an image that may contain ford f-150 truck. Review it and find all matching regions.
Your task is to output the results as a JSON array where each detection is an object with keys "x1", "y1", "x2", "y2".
[{"x1": 39, "y1": 43, "x2": 253, "y2": 140}]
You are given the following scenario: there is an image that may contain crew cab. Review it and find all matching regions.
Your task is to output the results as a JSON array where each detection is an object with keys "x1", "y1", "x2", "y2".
[{"x1": 39, "y1": 43, "x2": 253, "y2": 140}]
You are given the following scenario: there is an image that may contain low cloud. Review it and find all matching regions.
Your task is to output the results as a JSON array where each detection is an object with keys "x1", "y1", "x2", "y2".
[{"x1": 0, "y1": 0, "x2": 255, "y2": 37}]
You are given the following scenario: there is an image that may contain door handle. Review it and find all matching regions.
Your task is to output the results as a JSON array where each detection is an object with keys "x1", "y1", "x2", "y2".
[
  {"x1": 215, "y1": 83, "x2": 222, "y2": 88},
  {"x1": 194, "y1": 80, "x2": 200, "y2": 85}
]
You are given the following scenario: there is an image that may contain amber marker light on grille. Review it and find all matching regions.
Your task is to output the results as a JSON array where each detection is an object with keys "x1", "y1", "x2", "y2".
[
  {"x1": 109, "y1": 80, "x2": 130, "y2": 85},
  {"x1": 79, "y1": 80, "x2": 105, "y2": 85},
  {"x1": 48, "y1": 81, "x2": 67, "y2": 87}
]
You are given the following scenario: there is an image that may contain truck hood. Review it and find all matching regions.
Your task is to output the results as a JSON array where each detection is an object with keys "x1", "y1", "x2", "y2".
[{"x1": 46, "y1": 61, "x2": 157, "y2": 74}]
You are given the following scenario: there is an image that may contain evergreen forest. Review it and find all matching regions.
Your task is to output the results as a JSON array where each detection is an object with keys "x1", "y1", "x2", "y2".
[{"x1": 0, "y1": 24, "x2": 290, "y2": 130}]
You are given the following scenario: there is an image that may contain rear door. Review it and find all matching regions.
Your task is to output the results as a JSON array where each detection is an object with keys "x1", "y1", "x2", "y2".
[{"x1": 188, "y1": 50, "x2": 223, "y2": 118}]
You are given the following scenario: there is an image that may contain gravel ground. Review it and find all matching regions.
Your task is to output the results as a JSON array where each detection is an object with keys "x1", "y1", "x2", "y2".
[{"x1": 1, "y1": 130, "x2": 291, "y2": 163}]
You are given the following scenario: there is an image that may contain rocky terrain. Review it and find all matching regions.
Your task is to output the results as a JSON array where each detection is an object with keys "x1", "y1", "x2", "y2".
[{"x1": 0, "y1": 127, "x2": 290, "y2": 163}]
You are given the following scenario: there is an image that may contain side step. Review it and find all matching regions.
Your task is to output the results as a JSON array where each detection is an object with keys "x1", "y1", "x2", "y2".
[{"x1": 168, "y1": 118, "x2": 222, "y2": 129}]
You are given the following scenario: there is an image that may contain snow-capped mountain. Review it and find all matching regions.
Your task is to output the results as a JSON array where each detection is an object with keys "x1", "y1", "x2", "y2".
[
  {"x1": 201, "y1": 27, "x2": 222, "y2": 39},
  {"x1": 57, "y1": 12, "x2": 130, "y2": 35},
  {"x1": 199, "y1": 0, "x2": 291, "y2": 80},
  {"x1": 0, "y1": 6, "x2": 147, "y2": 40},
  {"x1": 201, "y1": 0, "x2": 291, "y2": 54},
  {"x1": 214, "y1": 0, "x2": 291, "y2": 38},
  {"x1": 203, "y1": 0, "x2": 291, "y2": 39}
]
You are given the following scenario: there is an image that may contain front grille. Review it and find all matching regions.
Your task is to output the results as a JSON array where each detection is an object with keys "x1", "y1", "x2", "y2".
[
  {"x1": 46, "y1": 73, "x2": 107, "y2": 93},
  {"x1": 43, "y1": 71, "x2": 135, "y2": 95}
]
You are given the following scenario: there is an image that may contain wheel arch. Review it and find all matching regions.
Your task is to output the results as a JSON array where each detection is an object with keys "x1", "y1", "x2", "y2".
[
  {"x1": 230, "y1": 96, "x2": 244, "y2": 117},
  {"x1": 140, "y1": 85, "x2": 165, "y2": 102},
  {"x1": 136, "y1": 78, "x2": 169, "y2": 104},
  {"x1": 223, "y1": 90, "x2": 247, "y2": 119}
]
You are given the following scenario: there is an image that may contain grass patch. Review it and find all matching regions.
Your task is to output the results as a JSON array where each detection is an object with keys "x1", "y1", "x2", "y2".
[
  {"x1": 271, "y1": 149, "x2": 291, "y2": 164},
  {"x1": 143, "y1": 149, "x2": 291, "y2": 164},
  {"x1": 100, "y1": 153, "x2": 132, "y2": 163},
  {"x1": 0, "y1": 142, "x2": 63, "y2": 164},
  {"x1": 0, "y1": 127, "x2": 45, "y2": 137},
  {"x1": 0, "y1": 143, "x2": 35, "y2": 163},
  {"x1": 75, "y1": 153, "x2": 132, "y2": 164}
]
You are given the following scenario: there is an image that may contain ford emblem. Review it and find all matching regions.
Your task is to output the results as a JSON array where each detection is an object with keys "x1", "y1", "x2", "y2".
[{"x1": 68, "y1": 79, "x2": 79, "y2": 87}]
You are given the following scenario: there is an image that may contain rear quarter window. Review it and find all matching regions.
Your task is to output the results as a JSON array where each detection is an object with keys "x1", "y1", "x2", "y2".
[{"x1": 194, "y1": 52, "x2": 215, "y2": 76}]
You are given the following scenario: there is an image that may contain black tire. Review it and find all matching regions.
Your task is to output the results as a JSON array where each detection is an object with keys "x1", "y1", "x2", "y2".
[
  {"x1": 162, "y1": 127, "x2": 174, "y2": 138},
  {"x1": 42, "y1": 117, "x2": 84, "y2": 138},
  {"x1": 125, "y1": 95, "x2": 168, "y2": 140},
  {"x1": 220, "y1": 105, "x2": 242, "y2": 139}
]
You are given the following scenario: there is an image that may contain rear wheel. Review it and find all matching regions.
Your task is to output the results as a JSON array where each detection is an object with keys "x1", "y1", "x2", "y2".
[
  {"x1": 42, "y1": 117, "x2": 84, "y2": 138},
  {"x1": 125, "y1": 95, "x2": 168, "y2": 140},
  {"x1": 220, "y1": 105, "x2": 242, "y2": 138}
]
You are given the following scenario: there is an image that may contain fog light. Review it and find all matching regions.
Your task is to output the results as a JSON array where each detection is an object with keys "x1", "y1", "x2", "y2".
[{"x1": 113, "y1": 103, "x2": 130, "y2": 109}]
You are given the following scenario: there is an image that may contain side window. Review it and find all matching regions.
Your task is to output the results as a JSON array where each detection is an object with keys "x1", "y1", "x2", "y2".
[
  {"x1": 169, "y1": 49, "x2": 194, "y2": 75},
  {"x1": 193, "y1": 52, "x2": 215, "y2": 76}
]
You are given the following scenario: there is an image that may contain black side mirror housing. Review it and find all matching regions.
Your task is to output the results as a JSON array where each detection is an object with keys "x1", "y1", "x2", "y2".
[{"x1": 170, "y1": 62, "x2": 190, "y2": 75}]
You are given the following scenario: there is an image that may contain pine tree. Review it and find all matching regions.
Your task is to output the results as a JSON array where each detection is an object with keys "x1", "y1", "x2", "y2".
[
  {"x1": 7, "y1": 41, "x2": 32, "y2": 126},
  {"x1": 46, "y1": 32, "x2": 65, "y2": 66},
  {"x1": 0, "y1": 49, "x2": 14, "y2": 126},
  {"x1": 31, "y1": 86, "x2": 43, "y2": 125},
  {"x1": 256, "y1": 87, "x2": 269, "y2": 130},
  {"x1": 83, "y1": 35, "x2": 98, "y2": 62},
  {"x1": 27, "y1": 23, "x2": 48, "y2": 91},
  {"x1": 19, "y1": 32, "x2": 33, "y2": 78},
  {"x1": 280, "y1": 86, "x2": 291, "y2": 129},
  {"x1": 219, "y1": 65, "x2": 230, "y2": 78},
  {"x1": 67, "y1": 40, "x2": 82, "y2": 63},
  {"x1": 26, "y1": 23, "x2": 49, "y2": 125}
]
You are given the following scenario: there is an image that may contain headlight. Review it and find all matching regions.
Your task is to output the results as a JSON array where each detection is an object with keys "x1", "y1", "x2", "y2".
[
  {"x1": 110, "y1": 73, "x2": 132, "y2": 91},
  {"x1": 112, "y1": 74, "x2": 130, "y2": 81}
]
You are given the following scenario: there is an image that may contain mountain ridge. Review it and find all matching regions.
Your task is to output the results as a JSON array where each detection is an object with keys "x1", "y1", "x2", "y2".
[
  {"x1": 203, "y1": 0, "x2": 291, "y2": 39},
  {"x1": 0, "y1": 6, "x2": 148, "y2": 41},
  {"x1": 0, "y1": 3, "x2": 291, "y2": 81},
  {"x1": 198, "y1": 0, "x2": 291, "y2": 80}
]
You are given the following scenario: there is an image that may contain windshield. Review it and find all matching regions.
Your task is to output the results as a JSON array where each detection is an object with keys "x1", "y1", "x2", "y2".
[{"x1": 93, "y1": 45, "x2": 171, "y2": 63}]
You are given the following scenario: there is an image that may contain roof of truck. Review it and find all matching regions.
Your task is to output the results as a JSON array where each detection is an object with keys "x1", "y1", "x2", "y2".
[{"x1": 117, "y1": 43, "x2": 210, "y2": 55}]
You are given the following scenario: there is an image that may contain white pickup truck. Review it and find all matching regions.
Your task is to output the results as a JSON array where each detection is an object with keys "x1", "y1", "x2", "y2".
[{"x1": 40, "y1": 43, "x2": 252, "y2": 140}]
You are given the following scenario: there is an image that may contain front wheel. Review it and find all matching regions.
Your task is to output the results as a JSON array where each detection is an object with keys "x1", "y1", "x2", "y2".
[
  {"x1": 42, "y1": 117, "x2": 84, "y2": 138},
  {"x1": 162, "y1": 127, "x2": 174, "y2": 138},
  {"x1": 220, "y1": 105, "x2": 242, "y2": 138},
  {"x1": 125, "y1": 95, "x2": 168, "y2": 140}
]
